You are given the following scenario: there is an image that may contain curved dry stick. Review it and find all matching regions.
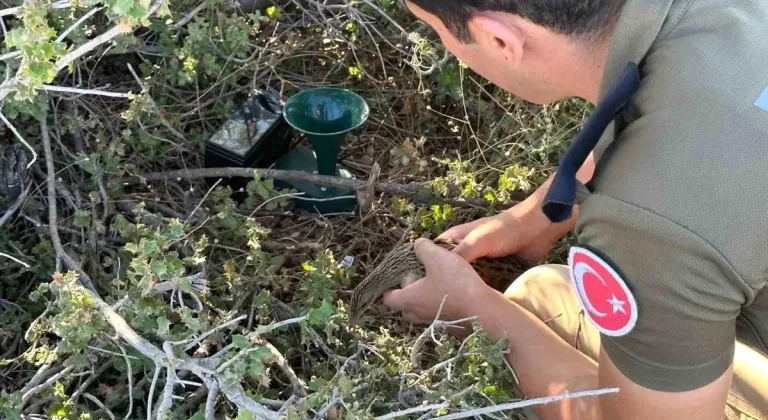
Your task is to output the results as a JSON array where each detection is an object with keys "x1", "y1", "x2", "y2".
[
  {"x1": 0, "y1": 181, "x2": 31, "y2": 230},
  {"x1": 0, "y1": 111, "x2": 37, "y2": 170},
  {"x1": 205, "y1": 382, "x2": 219, "y2": 420}
]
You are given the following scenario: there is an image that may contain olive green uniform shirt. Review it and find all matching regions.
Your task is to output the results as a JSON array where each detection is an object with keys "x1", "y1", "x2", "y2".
[{"x1": 574, "y1": 0, "x2": 768, "y2": 392}]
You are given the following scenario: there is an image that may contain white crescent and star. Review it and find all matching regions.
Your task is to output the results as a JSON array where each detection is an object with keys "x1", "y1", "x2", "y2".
[
  {"x1": 568, "y1": 246, "x2": 638, "y2": 337},
  {"x1": 572, "y1": 261, "x2": 607, "y2": 318},
  {"x1": 607, "y1": 294, "x2": 627, "y2": 314},
  {"x1": 573, "y1": 261, "x2": 628, "y2": 318}
]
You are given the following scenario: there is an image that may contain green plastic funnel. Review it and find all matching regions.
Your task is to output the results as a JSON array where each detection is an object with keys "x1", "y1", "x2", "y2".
[
  {"x1": 283, "y1": 88, "x2": 369, "y2": 176},
  {"x1": 272, "y1": 88, "x2": 370, "y2": 213}
]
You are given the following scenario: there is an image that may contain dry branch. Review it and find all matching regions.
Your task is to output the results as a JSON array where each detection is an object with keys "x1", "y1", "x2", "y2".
[
  {"x1": 376, "y1": 387, "x2": 621, "y2": 420},
  {"x1": 67, "y1": 279, "x2": 281, "y2": 420},
  {"x1": 0, "y1": 111, "x2": 37, "y2": 169},
  {"x1": 41, "y1": 119, "x2": 96, "y2": 291},
  {"x1": 0, "y1": 181, "x2": 32, "y2": 230},
  {"x1": 130, "y1": 167, "x2": 526, "y2": 209}
]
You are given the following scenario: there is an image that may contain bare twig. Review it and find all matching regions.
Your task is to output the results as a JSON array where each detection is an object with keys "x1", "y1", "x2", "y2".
[
  {"x1": 70, "y1": 360, "x2": 114, "y2": 404},
  {"x1": 264, "y1": 341, "x2": 307, "y2": 397},
  {"x1": 0, "y1": 111, "x2": 37, "y2": 169},
  {"x1": 82, "y1": 393, "x2": 116, "y2": 420},
  {"x1": 41, "y1": 119, "x2": 96, "y2": 291},
  {"x1": 172, "y1": 2, "x2": 207, "y2": 29},
  {"x1": 57, "y1": 6, "x2": 104, "y2": 42},
  {"x1": 179, "y1": 314, "x2": 247, "y2": 351},
  {"x1": 187, "y1": 178, "x2": 221, "y2": 222},
  {"x1": 0, "y1": 251, "x2": 30, "y2": 268},
  {"x1": 21, "y1": 362, "x2": 60, "y2": 394},
  {"x1": 0, "y1": 181, "x2": 31, "y2": 230},
  {"x1": 156, "y1": 368, "x2": 176, "y2": 420},
  {"x1": 126, "y1": 63, "x2": 187, "y2": 143},
  {"x1": 116, "y1": 343, "x2": 135, "y2": 420},
  {"x1": 64, "y1": 279, "x2": 279, "y2": 419},
  {"x1": 147, "y1": 364, "x2": 162, "y2": 420},
  {"x1": 21, "y1": 365, "x2": 76, "y2": 405},
  {"x1": 43, "y1": 85, "x2": 131, "y2": 98},
  {"x1": 205, "y1": 382, "x2": 219, "y2": 420},
  {"x1": 377, "y1": 387, "x2": 621, "y2": 420}
]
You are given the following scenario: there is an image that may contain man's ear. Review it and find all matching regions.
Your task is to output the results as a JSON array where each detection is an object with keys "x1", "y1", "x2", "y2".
[{"x1": 471, "y1": 13, "x2": 526, "y2": 67}]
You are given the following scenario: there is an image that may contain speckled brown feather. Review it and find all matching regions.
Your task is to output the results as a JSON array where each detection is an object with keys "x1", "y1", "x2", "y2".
[{"x1": 349, "y1": 237, "x2": 535, "y2": 322}]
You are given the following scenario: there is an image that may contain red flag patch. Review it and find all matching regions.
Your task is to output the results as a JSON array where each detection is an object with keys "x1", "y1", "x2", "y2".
[{"x1": 568, "y1": 246, "x2": 638, "y2": 337}]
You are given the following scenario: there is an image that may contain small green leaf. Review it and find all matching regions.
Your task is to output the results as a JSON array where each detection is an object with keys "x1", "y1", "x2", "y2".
[
  {"x1": 235, "y1": 410, "x2": 254, "y2": 420},
  {"x1": 27, "y1": 61, "x2": 56, "y2": 83},
  {"x1": 140, "y1": 240, "x2": 158, "y2": 256},
  {"x1": 40, "y1": 42, "x2": 54, "y2": 60},
  {"x1": 232, "y1": 334, "x2": 249, "y2": 349},
  {"x1": 150, "y1": 260, "x2": 167, "y2": 278},
  {"x1": 73, "y1": 210, "x2": 92, "y2": 228},
  {"x1": 307, "y1": 300, "x2": 334, "y2": 326},
  {"x1": 112, "y1": 0, "x2": 134, "y2": 16},
  {"x1": 157, "y1": 316, "x2": 170, "y2": 334},
  {"x1": 338, "y1": 376, "x2": 353, "y2": 395},
  {"x1": 180, "y1": 307, "x2": 203, "y2": 333},
  {"x1": 250, "y1": 346, "x2": 272, "y2": 362},
  {"x1": 247, "y1": 358, "x2": 263, "y2": 379},
  {"x1": 308, "y1": 377, "x2": 326, "y2": 391},
  {"x1": 179, "y1": 278, "x2": 192, "y2": 293},
  {"x1": 168, "y1": 219, "x2": 184, "y2": 239}
]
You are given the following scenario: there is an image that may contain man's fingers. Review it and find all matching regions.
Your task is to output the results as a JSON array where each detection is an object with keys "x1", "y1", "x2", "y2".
[
  {"x1": 383, "y1": 286, "x2": 431, "y2": 324},
  {"x1": 413, "y1": 237, "x2": 457, "y2": 268},
  {"x1": 382, "y1": 283, "x2": 419, "y2": 312},
  {"x1": 452, "y1": 225, "x2": 493, "y2": 262},
  {"x1": 436, "y1": 219, "x2": 484, "y2": 242},
  {"x1": 451, "y1": 236, "x2": 481, "y2": 262},
  {"x1": 381, "y1": 289, "x2": 403, "y2": 311}
]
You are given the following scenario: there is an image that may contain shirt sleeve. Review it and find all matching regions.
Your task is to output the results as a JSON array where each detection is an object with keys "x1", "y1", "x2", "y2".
[{"x1": 574, "y1": 193, "x2": 752, "y2": 392}]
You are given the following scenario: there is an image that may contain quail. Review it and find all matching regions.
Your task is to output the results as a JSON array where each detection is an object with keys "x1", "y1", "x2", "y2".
[{"x1": 349, "y1": 237, "x2": 535, "y2": 323}]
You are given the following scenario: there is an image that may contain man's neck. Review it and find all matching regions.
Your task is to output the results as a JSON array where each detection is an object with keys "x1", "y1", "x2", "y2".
[
  {"x1": 563, "y1": 35, "x2": 614, "y2": 104},
  {"x1": 527, "y1": 19, "x2": 616, "y2": 104}
]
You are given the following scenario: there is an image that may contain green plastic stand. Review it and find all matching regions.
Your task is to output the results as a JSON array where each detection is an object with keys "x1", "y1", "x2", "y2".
[{"x1": 272, "y1": 87, "x2": 369, "y2": 214}]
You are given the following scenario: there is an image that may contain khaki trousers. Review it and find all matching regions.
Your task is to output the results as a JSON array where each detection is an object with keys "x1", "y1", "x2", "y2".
[{"x1": 504, "y1": 265, "x2": 768, "y2": 420}]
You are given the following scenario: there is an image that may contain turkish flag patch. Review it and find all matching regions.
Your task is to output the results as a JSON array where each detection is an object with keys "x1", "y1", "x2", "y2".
[{"x1": 567, "y1": 245, "x2": 638, "y2": 337}]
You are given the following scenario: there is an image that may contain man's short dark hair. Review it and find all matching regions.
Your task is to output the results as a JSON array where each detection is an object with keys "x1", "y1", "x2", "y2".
[{"x1": 408, "y1": 0, "x2": 627, "y2": 43}]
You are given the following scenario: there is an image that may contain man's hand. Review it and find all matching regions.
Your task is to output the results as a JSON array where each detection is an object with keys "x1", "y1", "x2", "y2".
[
  {"x1": 440, "y1": 152, "x2": 597, "y2": 264},
  {"x1": 381, "y1": 238, "x2": 488, "y2": 324},
  {"x1": 437, "y1": 209, "x2": 554, "y2": 263}
]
